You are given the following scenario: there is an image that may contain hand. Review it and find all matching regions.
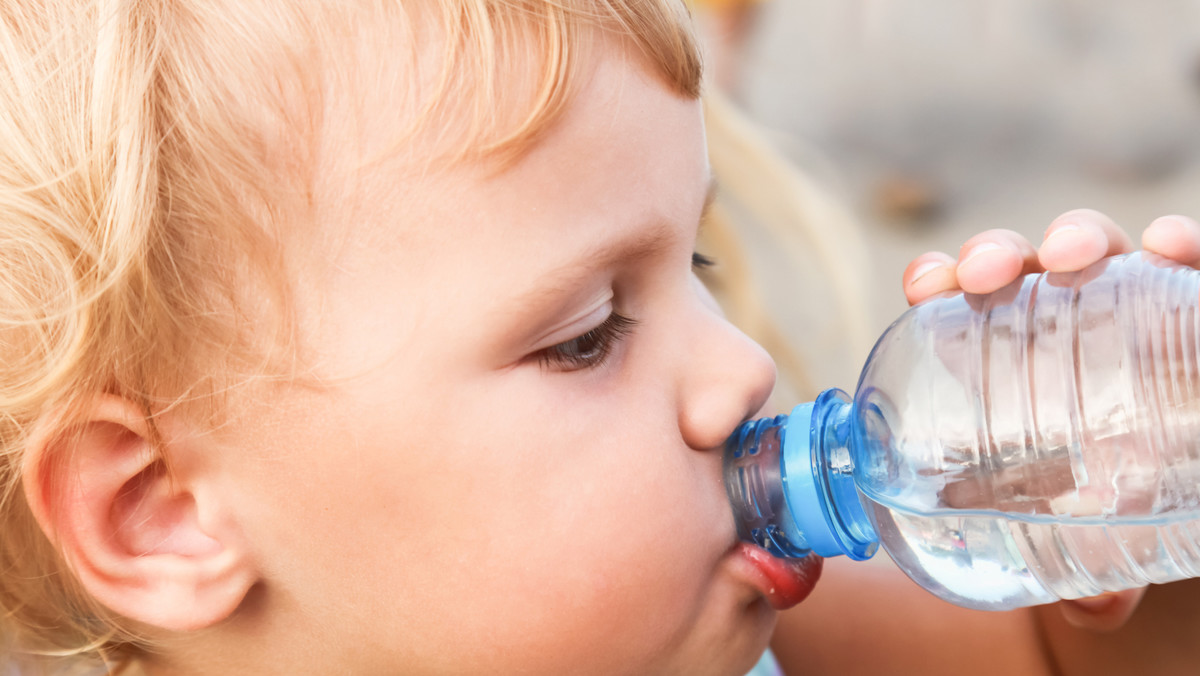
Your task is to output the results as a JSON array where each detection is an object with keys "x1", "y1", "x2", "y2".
[
  {"x1": 899, "y1": 208, "x2": 1200, "y2": 632},
  {"x1": 901, "y1": 208, "x2": 1200, "y2": 304}
]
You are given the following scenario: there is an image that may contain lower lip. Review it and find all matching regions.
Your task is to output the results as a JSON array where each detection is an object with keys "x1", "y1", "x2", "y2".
[{"x1": 734, "y1": 542, "x2": 823, "y2": 610}]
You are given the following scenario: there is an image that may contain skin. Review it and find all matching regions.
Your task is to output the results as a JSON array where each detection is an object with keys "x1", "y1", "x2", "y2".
[
  {"x1": 135, "y1": 41, "x2": 783, "y2": 675},
  {"x1": 772, "y1": 209, "x2": 1200, "y2": 676}
]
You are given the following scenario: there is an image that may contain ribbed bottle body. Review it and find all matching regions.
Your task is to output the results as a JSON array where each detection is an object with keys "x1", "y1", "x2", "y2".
[{"x1": 851, "y1": 253, "x2": 1200, "y2": 609}]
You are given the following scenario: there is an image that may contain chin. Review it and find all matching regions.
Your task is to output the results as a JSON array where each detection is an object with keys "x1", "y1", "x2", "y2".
[{"x1": 674, "y1": 584, "x2": 778, "y2": 676}]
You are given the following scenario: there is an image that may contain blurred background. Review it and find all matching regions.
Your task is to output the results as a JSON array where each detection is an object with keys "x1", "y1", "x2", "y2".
[{"x1": 692, "y1": 0, "x2": 1200, "y2": 394}]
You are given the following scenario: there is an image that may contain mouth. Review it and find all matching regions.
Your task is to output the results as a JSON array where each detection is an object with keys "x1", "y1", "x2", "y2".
[{"x1": 731, "y1": 542, "x2": 823, "y2": 610}]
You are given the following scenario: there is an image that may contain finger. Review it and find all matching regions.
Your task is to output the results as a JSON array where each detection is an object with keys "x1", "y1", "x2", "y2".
[
  {"x1": 903, "y1": 252, "x2": 958, "y2": 306},
  {"x1": 1141, "y1": 215, "x2": 1200, "y2": 267},
  {"x1": 954, "y1": 229, "x2": 1040, "y2": 295},
  {"x1": 1057, "y1": 587, "x2": 1146, "y2": 633},
  {"x1": 1039, "y1": 209, "x2": 1135, "y2": 272}
]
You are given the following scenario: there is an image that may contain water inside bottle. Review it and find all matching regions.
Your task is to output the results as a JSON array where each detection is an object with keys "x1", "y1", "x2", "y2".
[{"x1": 862, "y1": 490, "x2": 1200, "y2": 611}]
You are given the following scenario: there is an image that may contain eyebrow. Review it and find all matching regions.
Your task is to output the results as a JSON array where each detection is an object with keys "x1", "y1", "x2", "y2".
[{"x1": 516, "y1": 177, "x2": 719, "y2": 310}]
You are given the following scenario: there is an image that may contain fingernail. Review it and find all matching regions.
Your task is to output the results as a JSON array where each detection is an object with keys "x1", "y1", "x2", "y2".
[
  {"x1": 908, "y1": 260, "x2": 945, "y2": 285},
  {"x1": 1045, "y1": 222, "x2": 1082, "y2": 241},
  {"x1": 961, "y1": 242, "x2": 1005, "y2": 266}
]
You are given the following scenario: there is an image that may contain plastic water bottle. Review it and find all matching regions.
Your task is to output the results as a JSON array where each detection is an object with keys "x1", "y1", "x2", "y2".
[{"x1": 725, "y1": 252, "x2": 1200, "y2": 610}]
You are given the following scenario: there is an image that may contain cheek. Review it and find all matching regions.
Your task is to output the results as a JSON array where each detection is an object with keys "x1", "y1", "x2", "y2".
[
  {"x1": 398, "y1": 383, "x2": 728, "y2": 648},
  {"x1": 228, "y1": 364, "x2": 736, "y2": 670},
  {"x1": 439, "y1": 379, "x2": 730, "y2": 597}
]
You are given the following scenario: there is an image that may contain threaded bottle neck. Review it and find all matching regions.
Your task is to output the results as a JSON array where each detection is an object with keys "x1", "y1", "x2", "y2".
[{"x1": 724, "y1": 389, "x2": 879, "y2": 560}]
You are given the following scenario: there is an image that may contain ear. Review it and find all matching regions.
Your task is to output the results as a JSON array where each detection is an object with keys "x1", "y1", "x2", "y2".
[{"x1": 22, "y1": 395, "x2": 257, "y2": 632}]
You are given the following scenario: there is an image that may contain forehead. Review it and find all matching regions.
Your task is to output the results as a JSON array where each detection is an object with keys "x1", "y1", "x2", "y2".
[
  {"x1": 294, "y1": 41, "x2": 709, "y2": 364},
  {"x1": 377, "y1": 45, "x2": 705, "y2": 258},
  {"x1": 309, "y1": 25, "x2": 705, "y2": 249}
]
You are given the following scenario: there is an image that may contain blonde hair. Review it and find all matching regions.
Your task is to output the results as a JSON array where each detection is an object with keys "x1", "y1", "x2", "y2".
[{"x1": 0, "y1": 0, "x2": 700, "y2": 668}]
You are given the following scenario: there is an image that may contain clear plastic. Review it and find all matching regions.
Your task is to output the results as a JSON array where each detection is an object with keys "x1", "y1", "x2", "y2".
[{"x1": 725, "y1": 252, "x2": 1200, "y2": 610}]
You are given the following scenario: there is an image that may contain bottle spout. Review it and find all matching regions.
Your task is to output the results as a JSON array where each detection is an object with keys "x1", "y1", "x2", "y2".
[
  {"x1": 723, "y1": 389, "x2": 880, "y2": 560},
  {"x1": 724, "y1": 414, "x2": 811, "y2": 557}
]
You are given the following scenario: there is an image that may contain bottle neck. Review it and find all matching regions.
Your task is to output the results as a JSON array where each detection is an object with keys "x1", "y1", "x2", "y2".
[
  {"x1": 723, "y1": 388, "x2": 879, "y2": 560},
  {"x1": 792, "y1": 389, "x2": 879, "y2": 560}
]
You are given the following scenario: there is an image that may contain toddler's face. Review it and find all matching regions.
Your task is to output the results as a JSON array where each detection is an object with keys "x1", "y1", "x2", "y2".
[{"x1": 215, "y1": 41, "x2": 789, "y2": 675}]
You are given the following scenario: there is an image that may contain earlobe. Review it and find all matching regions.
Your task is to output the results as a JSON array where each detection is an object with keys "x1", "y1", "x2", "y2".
[{"x1": 22, "y1": 396, "x2": 257, "y2": 632}]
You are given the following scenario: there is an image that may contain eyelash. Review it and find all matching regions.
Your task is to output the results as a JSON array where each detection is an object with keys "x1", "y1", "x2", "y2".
[
  {"x1": 536, "y1": 252, "x2": 710, "y2": 372},
  {"x1": 537, "y1": 312, "x2": 637, "y2": 371}
]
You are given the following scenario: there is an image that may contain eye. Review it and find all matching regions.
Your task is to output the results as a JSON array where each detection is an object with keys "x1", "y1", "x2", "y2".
[
  {"x1": 537, "y1": 312, "x2": 637, "y2": 371},
  {"x1": 692, "y1": 252, "x2": 716, "y2": 270}
]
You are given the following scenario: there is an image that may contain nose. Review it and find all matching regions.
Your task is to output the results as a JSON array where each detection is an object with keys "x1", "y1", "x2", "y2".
[{"x1": 676, "y1": 290, "x2": 777, "y2": 452}]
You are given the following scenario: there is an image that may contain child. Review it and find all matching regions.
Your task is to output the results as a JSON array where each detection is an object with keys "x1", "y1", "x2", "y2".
[{"x1": 2, "y1": 1, "x2": 1199, "y2": 674}]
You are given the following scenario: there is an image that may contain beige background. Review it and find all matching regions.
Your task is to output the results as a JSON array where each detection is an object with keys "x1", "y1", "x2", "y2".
[{"x1": 714, "y1": 1, "x2": 1200, "y2": 389}]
